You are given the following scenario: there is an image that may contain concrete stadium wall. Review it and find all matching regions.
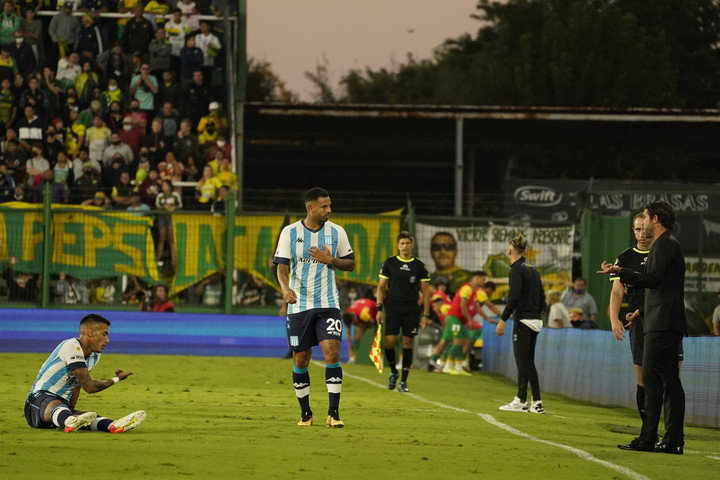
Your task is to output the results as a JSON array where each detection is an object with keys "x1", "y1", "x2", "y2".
[{"x1": 483, "y1": 321, "x2": 720, "y2": 427}]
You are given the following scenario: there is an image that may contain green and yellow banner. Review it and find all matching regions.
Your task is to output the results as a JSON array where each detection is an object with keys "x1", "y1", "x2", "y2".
[
  {"x1": 0, "y1": 203, "x2": 402, "y2": 295},
  {"x1": 0, "y1": 203, "x2": 160, "y2": 283}
]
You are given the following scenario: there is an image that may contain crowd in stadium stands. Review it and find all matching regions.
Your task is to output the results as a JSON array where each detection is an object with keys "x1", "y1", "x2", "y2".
[
  {"x1": 0, "y1": 0, "x2": 238, "y2": 211},
  {"x1": 0, "y1": 1, "x2": 241, "y2": 304}
]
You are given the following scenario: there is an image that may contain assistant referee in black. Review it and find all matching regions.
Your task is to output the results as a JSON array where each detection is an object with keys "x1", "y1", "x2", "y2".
[{"x1": 376, "y1": 231, "x2": 432, "y2": 393}]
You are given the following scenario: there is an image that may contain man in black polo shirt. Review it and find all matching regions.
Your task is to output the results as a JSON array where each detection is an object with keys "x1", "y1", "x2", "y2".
[
  {"x1": 375, "y1": 231, "x2": 432, "y2": 393},
  {"x1": 608, "y1": 213, "x2": 651, "y2": 423}
]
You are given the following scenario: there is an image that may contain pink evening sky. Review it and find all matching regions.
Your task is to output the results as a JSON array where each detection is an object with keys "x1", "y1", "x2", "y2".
[{"x1": 248, "y1": 0, "x2": 481, "y2": 101}]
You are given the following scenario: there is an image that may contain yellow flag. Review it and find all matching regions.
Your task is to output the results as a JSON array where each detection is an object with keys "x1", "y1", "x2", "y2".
[{"x1": 368, "y1": 326, "x2": 383, "y2": 373}]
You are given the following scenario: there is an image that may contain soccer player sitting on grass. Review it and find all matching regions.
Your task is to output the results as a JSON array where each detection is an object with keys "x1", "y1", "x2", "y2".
[{"x1": 24, "y1": 314, "x2": 146, "y2": 433}]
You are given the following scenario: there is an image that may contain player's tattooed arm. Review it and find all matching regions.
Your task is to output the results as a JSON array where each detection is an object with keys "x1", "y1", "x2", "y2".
[
  {"x1": 72, "y1": 367, "x2": 115, "y2": 394},
  {"x1": 330, "y1": 257, "x2": 355, "y2": 272}
]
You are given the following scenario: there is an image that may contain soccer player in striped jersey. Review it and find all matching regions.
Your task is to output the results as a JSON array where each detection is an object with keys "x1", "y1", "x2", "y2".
[
  {"x1": 273, "y1": 187, "x2": 355, "y2": 428},
  {"x1": 24, "y1": 314, "x2": 145, "y2": 433}
]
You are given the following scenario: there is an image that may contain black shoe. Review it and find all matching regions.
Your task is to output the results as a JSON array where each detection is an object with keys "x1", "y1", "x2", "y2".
[
  {"x1": 397, "y1": 381, "x2": 409, "y2": 393},
  {"x1": 388, "y1": 372, "x2": 399, "y2": 390},
  {"x1": 655, "y1": 443, "x2": 683, "y2": 455},
  {"x1": 617, "y1": 438, "x2": 654, "y2": 452}
]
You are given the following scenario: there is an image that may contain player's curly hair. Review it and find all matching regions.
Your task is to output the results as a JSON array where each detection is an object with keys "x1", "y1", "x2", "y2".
[{"x1": 509, "y1": 234, "x2": 527, "y2": 254}]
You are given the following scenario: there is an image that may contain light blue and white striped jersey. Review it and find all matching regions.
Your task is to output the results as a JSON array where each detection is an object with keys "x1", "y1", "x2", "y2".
[
  {"x1": 29, "y1": 338, "x2": 101, "y2": 402},
  {"x1": 273, "y1": 219, "x2": 354, "y2": 314}
]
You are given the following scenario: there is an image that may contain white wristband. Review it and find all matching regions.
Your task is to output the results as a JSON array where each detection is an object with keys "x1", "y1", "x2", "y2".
[{"x1": 111, "y1": 376, "x2": 120, "y2": 384}]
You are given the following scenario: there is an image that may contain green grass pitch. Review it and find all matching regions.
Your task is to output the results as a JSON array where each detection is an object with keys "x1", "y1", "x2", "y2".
[{"x1": 1, "y1": 353, "x2": 718, "y2": 479}]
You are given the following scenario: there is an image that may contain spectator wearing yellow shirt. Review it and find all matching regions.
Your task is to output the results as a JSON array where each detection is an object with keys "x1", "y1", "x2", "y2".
[
  {"x1": 143, "y1": 0, "x2": 170, "y2": 30},
  {"x1": 215, "y1": 157, "x2": 237, "y2": 190},
  {"x1": 85, "y1": 114, "x2": 110, "y2": 165},
  {"x1": 117, "y1": 0, "x2": 140, "y2": 38},
  {"x1": 195, "y1": 164, "x2": 221, "y2": 209},
  {"x1": 0, "y1": 44, "x2": 18, "y2": 83},
  {"x1": 65, "y1": 106, "x2": 86, "y2": 159},
  {"x1": 74, "y1": 59, "x2": 99, "y2": 109}
]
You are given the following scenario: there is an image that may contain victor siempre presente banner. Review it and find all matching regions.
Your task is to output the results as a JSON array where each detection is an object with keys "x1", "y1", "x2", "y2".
[{"x1": 415, "y1": 221, "x2": 574, "y2": 298}]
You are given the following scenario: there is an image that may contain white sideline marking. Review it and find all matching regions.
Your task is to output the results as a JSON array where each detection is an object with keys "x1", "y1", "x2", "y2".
[{"x1": 337, "y1": 365, "x2": 651, "y2": 480}]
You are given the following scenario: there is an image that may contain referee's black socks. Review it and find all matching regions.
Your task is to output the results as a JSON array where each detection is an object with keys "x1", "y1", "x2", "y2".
[
  {"x1": 402, "y1": 348, "x2": 413, "y2": 383},
  {"x1": 385, "y1": 347, "x2": 397, "y2": 374}
]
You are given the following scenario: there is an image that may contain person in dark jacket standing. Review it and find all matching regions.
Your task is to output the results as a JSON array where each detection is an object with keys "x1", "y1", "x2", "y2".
[
  {"x1": 598, "y1": 200, "x2": 686, "y2": 455},
  {"x1": 123, "y1": 6, "x2": 154, "y2": 55},
  {"x1": 496, "y1": 234, "x2": 546, "y2": 414}
]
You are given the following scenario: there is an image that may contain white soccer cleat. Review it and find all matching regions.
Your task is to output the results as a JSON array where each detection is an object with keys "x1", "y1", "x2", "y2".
[
  {"x1": 64, "y1": 411, "x2": 98, "y2": 433},
  {"x1": 499, "y1": 397, "x2": 529, "y2": 412},
  {"x1": 530, "y1": 400, "x2": 546, "y2": 414},
  {"x1": 110, "y1": 410, "x2": 146, "y2": 433},
  {"x1": 348, "y1": 356, "x2": 356, "y2": 365}
]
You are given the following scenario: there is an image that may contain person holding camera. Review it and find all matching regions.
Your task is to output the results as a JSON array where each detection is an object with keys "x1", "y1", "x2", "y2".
[{"x1": 129, "y1": 63, "x2": 158, "y2": 122}]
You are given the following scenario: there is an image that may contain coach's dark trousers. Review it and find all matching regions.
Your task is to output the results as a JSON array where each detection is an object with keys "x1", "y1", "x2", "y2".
[
  {"x1": 640, "y1": 331, "x2": 685, "y2": 446},
  {"x1": 513, "y1": 321, "x2": 541, "y2": 403}
]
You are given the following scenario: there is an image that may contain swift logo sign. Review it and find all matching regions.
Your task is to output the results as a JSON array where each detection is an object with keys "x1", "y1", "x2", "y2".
[{"x1": 513, "y1": 186, "x2": 563, "y2": 207}]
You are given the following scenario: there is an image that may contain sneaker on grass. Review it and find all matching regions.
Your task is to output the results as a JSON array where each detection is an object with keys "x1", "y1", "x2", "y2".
[
  {"x1": 530, "y1": 400, "x2": 545, "y2": 414},
  {"x1": 499, "y1": 397, "x2": 528, "y2": 412}
]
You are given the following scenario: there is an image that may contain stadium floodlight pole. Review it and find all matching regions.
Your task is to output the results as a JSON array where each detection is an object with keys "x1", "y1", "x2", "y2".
[
  {"x1": 41, "y1": 180, "x2": 52, "y2": 308},
  {"x1": 454, "y1": 116, "x2": 464, "y2": 216}
]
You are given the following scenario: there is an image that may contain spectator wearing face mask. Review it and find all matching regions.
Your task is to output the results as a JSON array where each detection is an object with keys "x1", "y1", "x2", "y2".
[
  {"x1": 100, "y1": 77, "x2": 123, "y2": 114},
  {"x1": 205, "y1": 133, "x2": 230, "y2": 164},
  {"x1": 561, "y1": 277, "x2": 598, "y2": 324},
  {"x1": 117, "y1": 115, "x2": 144, "y2": 157},
  {"x1": 105, "y1": 100, "x2": 123, "y2": 133},
  {"x1": 102, "y1": 131, "x2": 133, "y2": 167}
]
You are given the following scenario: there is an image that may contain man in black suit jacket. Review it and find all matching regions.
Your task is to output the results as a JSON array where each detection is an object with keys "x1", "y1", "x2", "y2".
[{"x1": 598, "y1": 201, "x2": 686, "y2": 454}]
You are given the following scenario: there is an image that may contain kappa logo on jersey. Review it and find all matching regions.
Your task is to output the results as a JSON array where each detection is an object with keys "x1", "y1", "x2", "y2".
[
  {"x1": 296, "y1": 238, "x2": 303, "y2": 243},
  {"x1": 400, "y1": 264, "x2": 410, "y2": 271}
]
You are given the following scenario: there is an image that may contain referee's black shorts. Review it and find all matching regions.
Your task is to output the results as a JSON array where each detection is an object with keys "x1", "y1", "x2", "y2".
[{"x1": 384, "y1": 302, "x2": 421, "y2": 337}]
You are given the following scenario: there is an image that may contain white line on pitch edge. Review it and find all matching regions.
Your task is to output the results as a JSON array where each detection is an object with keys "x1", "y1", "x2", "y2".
[{"x1": 331, "y1": 363, "x2": 651, "y2": 480}]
